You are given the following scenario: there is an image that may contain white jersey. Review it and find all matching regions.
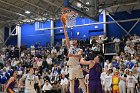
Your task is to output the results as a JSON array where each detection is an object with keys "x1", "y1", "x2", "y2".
[
  {"x1": 24, "y1": 74, "x2": 38, "y2": 90},
  {"x1": 67, "y1": 47, "x2": 81, "y2": 66},
  {"x1": 126, "y1": 75, "x2": 137, "y2": 88},
  {"x1": 104, "y1": 75, "x2": 112, "y2": 88}
]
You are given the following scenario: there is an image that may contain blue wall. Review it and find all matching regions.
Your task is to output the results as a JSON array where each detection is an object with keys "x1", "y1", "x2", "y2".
[
  {"x1": 107, "y1": 10, "x2": 140, "y2": 38},
  {"x1": 21, "y1": 21, "x2": 51, "y2": 47}
]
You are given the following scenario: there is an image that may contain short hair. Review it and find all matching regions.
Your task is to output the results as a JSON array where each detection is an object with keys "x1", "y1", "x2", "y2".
[
  {"x1": 97, "y1": 54, "x2": 104, "y2": 62},
  {"x1": 120, "y1": 69, "x2": 124, "y2": 72}
]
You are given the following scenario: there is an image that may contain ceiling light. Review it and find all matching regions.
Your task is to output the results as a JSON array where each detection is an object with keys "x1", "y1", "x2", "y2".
[
  {"x1": 16, "y1": 13, "x2": 25, "y2": 17},
  {"x1": 25, "y1": 11, "x2": 31, "y2": 14},
  {"x1": 86, "y1": 2, "x2": 89, "y2": 5}
]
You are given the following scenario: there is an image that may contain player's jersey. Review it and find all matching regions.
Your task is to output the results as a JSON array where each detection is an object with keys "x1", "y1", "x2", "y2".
[
  {"x1": 25, "y1": 74, "x2": 37, "y2": 89},
  {"x1": 67, "y1": 46, "x2": 81, "y2": 66},
  {"x1": 8, "y1": 78, "x2": 16, "y2": 88}
]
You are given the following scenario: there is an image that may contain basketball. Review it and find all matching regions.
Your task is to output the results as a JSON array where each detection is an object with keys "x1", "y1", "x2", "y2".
[{"x1": 61, "y1": 14, "x2": 67, "y2": 25}]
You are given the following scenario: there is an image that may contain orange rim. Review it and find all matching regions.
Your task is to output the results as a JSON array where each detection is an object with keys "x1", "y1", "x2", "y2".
[{"x1": 62, "y1": 8, "x2": 70, "y2": 11}]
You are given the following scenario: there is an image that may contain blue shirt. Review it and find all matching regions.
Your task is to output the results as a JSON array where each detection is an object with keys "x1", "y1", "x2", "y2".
[
  {"x1": 112, "y1": 62, "x2": 119, "y2": 69},
  {"x1": 126, "y1": 61, "x2": 134, "y2": 69}
]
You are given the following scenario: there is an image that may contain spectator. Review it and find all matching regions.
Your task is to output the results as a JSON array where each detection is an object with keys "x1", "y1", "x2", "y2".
[
  {"x1": 119, "y1": 69, "x2": 127, "y2": 93},
  {"x1": 42, "y1": 80, "x2": 52, "y2": 93},
  {"x1": 60, "y1": 74, "x2": 68, "y2": 93},
  {"x1": 136, "y1": 83, "x2": 140, "y2": 93},
  {"x1": 126, "y1": 71, "x2": 138, "y2": 93},
  {"x1": 111, "y1": 59, "x2": 119, "y2": 69},
  {"x1": 103, "y1": 70, "x2": 112, "y2": 93}
]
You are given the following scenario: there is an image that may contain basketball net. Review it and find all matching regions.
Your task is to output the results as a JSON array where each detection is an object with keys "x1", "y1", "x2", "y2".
[{"x1": 61, "y1": 8, "x2": 78, "y2": 27}]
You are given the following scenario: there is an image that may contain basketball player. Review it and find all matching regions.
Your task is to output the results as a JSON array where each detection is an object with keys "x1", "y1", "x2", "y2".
[
  {"x1": 19, "y1": 67, "x2": 40, "y2": 93},
  {"x1": 5, "y1": 71, "x2": 17, "y2": 93},
  {"x1": 63, "y1": 24, "x2": 86, "y2": 93},
  {"x1": 80, "y1": 55, "x2": 103, "y2": 93}
]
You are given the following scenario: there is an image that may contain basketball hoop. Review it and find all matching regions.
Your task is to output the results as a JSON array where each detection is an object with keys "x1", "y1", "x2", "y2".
[{"x1": 61, "y1": 8, "x2": 78, "y2": 27}]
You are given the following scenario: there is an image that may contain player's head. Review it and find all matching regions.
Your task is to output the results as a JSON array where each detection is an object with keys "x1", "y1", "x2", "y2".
[
  {"x1": 72, "y1": 38, "x2": 78, "y2": 46},
  {"x1": 12, "y1": 70, "x2": 17, "y2": 77},
  {"x1": 94, "y1": 54, "x2": 104, "y2": 63}
]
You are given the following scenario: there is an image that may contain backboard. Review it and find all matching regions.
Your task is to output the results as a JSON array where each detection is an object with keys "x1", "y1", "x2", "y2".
[{"x1": 64, "y1": 0, "x2": 101, "y2": 21}]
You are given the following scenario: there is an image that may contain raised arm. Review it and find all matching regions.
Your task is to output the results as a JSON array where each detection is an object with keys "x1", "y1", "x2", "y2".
[{"x1": 63, "y1": 25, "x2": 70, "y2": 48}]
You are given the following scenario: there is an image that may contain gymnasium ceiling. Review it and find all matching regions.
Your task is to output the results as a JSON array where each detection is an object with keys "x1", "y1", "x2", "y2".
[{"x1": 0, "y1": 0, "x2": 139, "y2": 26}]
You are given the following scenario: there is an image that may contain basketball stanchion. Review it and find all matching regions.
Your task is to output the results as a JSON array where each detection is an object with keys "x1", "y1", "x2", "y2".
[{"x1": 61, "y1": 8, "x2": 78, "y2": 27}]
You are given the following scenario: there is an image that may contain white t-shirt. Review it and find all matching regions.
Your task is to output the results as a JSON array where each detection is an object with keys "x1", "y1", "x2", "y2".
[
  {"x1": 61, "y1": 68, "x2": 68, "y2": 75},
  {"x1": 104, "y1": 75, "x2": 112, "y2": 88},
  {"x1": 126, "y1": 75, "x2": 137, "y2": 88},
  {"x1": 46, "y1": 58, "x2": 52, "y2": 65},
  {"x1": 37, "y1": 61, "x2": 43, "y2": 67},
  {"x1": 18, "y1": 70, "x2": 23, "y2": 75},
  {"x1": 124, "y1": 46, "x2": 130, "y2": 52},
  {"x1": 100, "y1": 72, "x2": 106, "y2": 84},
  {"x1": 113, "y1": 38, "x2": 120, "y2": 43},
  {"x1": 42, "y1": 83, "x2": 52, "y2": 91},
  {"x1": 60, "y1": 78, "x2": 68, "y2": 85},
  {"x1": 23, "y1": 74, "x2": 38, "y2": 90},
  {"x1": 131, "y1": 59, "x2": 137, "y2": 64}
]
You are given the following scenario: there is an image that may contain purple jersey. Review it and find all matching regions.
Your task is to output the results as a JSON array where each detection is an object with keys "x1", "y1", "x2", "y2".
[{"x1": 88, "y1": 63, "x2": 103, "y2": 93}]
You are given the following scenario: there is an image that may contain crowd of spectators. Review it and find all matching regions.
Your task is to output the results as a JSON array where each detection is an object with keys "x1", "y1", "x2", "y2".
[
  {"x1": 0, "y1": 34, "x2": 140, "y2": 93},
  {"x1": 102, "y1": 35, "x2": 140, "y2": 93}
]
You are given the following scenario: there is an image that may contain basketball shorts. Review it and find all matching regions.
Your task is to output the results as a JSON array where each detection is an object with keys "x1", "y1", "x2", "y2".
[{"x1": 68, "y1": 65, "x2": 84, "y2": 80}]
